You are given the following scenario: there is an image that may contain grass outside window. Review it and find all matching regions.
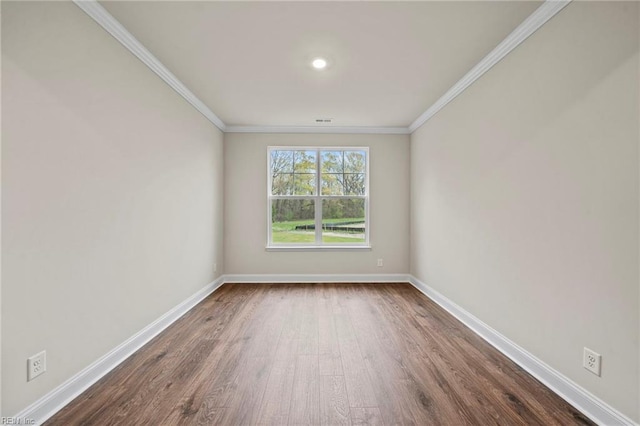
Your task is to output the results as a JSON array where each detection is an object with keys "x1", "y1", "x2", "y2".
[{"x1": 268, "y1": 147, "x2": 369, "y2": 248}]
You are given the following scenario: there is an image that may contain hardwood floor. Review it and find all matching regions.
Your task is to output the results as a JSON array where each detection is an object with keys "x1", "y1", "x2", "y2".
[{"x1": 46, "y1": 283, "x2": 594, "y2": 425}]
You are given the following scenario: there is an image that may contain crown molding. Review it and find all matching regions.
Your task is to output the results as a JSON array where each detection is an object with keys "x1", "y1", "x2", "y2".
[
  {"x1": 408, "y1": 0, "x2": 572, "y2": 133},
  {"x1": 74, "y1": 0, "x2": 570, "y2": 136},
  {"x1": 73, "y1": 0, "x2": 226, "y2": 132},
  {"x1": 225, "y1": 125, "x2": 411, "y2": 135}
]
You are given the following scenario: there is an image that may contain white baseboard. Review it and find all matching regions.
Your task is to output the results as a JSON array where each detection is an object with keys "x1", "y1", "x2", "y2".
[
  {"x1": 12, "y1": 274, "x2": 407, "y2": 424},
  {"x1": 14, "y1": 276, "x2": 226, "y2": 425},
  {"x1": 408, "y1": 275, "x2": 638, "y2": 426},
  {"x1": 13, "y1": 274, "x2": 636, "y2": 426},
  {"x1": 223, "y1": 273, "x2": 411, "y2": 283}
]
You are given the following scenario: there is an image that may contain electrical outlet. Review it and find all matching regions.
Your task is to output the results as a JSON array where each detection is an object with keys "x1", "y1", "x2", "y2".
[
  {"x1": 377, "y1": 259, "x2": 383, "y2": 267},
  {"x1": 583, "y1": 347, "x2": 601, "y2": 376},
  {"x1": 27, "y1": 350, "x2": 46, "y2": 381},
  {"x1": 214, "y1": 263, "x2": 217, "y2": 273}
]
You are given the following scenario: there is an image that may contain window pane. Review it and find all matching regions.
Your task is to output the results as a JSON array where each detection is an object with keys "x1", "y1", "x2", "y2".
[
  {"x1": 322, "y1": 199, "x2": 365, "y2": 243},
  {"x1": 272, "y1": 173, "x2": 294, "y2": 195},
  {"x1": 321, "y1": 173, "x2": 343, "y2": 196},
  {"x1": 271, "y1": 150, "x2": 294, "y2": 173},
  {"x1": 344, "y1": 151, "x2": 366, "y2": 173},
  {"x1": 294, "y1": 150, "x2": 317, "y2": 173},
  {"x1": 269, "y1": 147, "x2": 367, "y2": 246},
  {"x1": 343, "y1": 173, "x2": 365, "y2": 195},
  {"x1": 321, "y1": 150, "x2": 367, "y2": 196},
  {"x1": 271, "y1": 199, "x2": 316, "y2": 243},
  {"x1": 321, "y1": 151, "x2": 343, "y2": 174},
  {"x1": 294, "y1": 173, "x2": 316, "y2": 195}
]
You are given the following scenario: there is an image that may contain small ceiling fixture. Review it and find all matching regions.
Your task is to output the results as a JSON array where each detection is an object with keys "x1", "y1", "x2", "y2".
[{"x1": 312, "y1": 58, "x2": 327, "y2": 70}]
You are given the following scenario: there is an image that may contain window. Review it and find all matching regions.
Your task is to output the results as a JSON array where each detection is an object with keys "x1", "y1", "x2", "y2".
[{"x1": 268, "y1": 147, "x2": 369, "y2": 248}]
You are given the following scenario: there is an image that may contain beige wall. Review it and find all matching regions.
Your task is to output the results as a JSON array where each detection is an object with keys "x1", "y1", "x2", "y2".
[
  {"x1": 2, "y1": 0, "x2": 638, "y2": 421},
  {"x1": 0, "y1": 0, "x2": 4, "y2": 416},
  {"x1": 1, "y1": 2, "x2": 224, "y2": 416},
  {"x1": 410, "y1": 1, "x2": 639, "y2": 421},
  {"x1": 225, "y1": 133, "x2": 409, "y2": 275}
]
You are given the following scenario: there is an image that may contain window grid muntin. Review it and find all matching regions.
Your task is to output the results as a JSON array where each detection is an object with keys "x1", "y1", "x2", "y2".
[{"x1": 268, "y1": 147, "x2": 369, "y2": 247}]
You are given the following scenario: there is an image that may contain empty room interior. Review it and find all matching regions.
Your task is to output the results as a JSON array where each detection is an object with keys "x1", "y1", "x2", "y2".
[{"x1": 2, "y1": 0, "x2": 639, "y2": 425}]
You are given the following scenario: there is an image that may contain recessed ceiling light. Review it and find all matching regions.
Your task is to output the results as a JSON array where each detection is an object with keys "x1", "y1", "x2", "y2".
[{"x1": 312, "y1": 58, "x2": 327, "y2": 70}]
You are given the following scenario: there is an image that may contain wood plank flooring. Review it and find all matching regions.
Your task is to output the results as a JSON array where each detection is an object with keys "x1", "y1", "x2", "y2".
[{"x1": 46, "y1": 283, "x2": 594, "y2": 425}]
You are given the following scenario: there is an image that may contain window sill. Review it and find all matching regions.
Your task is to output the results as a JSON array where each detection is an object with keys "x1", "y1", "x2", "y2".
[{"x1": 266, "y1": 245, "x2": 372, "y2": 252}]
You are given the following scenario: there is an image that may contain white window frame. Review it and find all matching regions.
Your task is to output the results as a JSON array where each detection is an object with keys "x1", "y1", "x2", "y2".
[{"x1": 266, "y1": 146, "x2": 370, "y2": 251}]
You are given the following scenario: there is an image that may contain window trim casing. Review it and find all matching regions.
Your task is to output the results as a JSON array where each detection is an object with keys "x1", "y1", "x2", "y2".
[{"x1": 266, "y1": 146, "x2": 370, "y2": 250}]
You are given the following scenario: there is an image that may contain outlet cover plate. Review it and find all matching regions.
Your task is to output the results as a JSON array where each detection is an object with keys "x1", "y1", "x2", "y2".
[
  {"x1": 583, "y1": 347, "x2": 601, "y2": 376},
  {"x1": 27, "y1": 350, "x2": 46, "y2": 381}
]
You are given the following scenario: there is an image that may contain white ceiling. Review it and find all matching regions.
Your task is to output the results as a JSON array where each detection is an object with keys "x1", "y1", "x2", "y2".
[{"x1": 100, "y1": 1, "x2": 542, "y2": 129}]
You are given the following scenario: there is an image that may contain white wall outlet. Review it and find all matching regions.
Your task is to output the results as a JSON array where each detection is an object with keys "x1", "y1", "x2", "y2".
[
  {"x1": 583, "y1": 347, "x2": 601, "y2": 376},
  {"x1": 377, "y1": 259, "x2": 383, "y2": 267},
  {"x1": 214, "y1": 263, "x2": 217, "y2": 273},
  {"x1": 27, "y1": 350, "x2": 46, "y2": 381}
]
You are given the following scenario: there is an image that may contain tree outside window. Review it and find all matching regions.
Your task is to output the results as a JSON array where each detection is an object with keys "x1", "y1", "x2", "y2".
[{"x1": 268, "y1": 147, "x2": 369, "y2": 247}]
